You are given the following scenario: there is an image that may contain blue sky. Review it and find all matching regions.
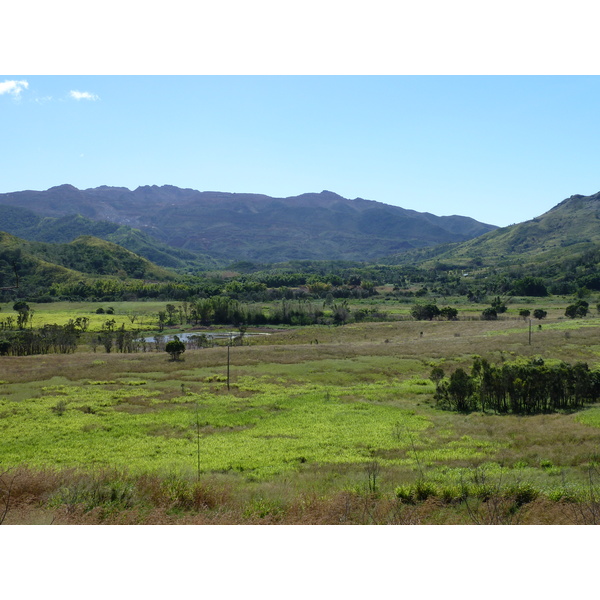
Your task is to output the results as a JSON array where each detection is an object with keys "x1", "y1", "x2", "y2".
[
  {"x1": 1, "y1": 0, "x2": 597, "y2": 588},
  {"x1": 2, "y1": 75, "x2": 600, "y2": 227}
]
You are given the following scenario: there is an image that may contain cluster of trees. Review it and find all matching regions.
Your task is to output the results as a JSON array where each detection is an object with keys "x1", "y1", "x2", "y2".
[
  {"x1": 48, "y1": 279, "x2": 201, "y2": 302},
  {"x1": 0, "y1": 302, "x2": 39, "y2": 331},
  {"x1": 186, "y1": 297, "x2": 361, "y2": 327},
  {"x1": 565, "y1": 299, "x2": 589, "y2": 318},
  {"x1": 89, "y1": 321, "x2": 147, "y2": 353},
  {"x1": 0, "y1": 322, "x2": 84, "y2": 356},
  {"x1": 410, "y1": 304, "x2": 458, "y2": 321},
  {"x1": 432, "y1": 358, "x2": 600, "y2": 414}
]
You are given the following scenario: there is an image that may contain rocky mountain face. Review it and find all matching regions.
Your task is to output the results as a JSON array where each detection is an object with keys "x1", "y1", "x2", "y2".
[{"x1": 0, "y1": 185, "x2": 497, "y2": 263}]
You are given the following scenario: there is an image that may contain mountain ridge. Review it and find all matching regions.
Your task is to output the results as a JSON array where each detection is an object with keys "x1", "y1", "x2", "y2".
[
  {"x1": 384, "y1": 189, "x2": 600, "y2": 268},
  {"x1": 0, "y1": 185, "x2": 497, "y2": 263}
]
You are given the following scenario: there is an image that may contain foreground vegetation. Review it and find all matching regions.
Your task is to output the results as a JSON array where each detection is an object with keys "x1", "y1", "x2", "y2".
[{"x1": 2, "y1": 295, "x2": 600, "y2": 524}]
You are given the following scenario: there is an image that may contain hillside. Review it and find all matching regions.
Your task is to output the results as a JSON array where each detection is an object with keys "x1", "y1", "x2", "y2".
[
  {"x1": 0, "y1": 185, "x2": 497, "y2": 263},
  {"x1": 0, "y1": 205, "x2": 216, "y2": 270},
  {"x1": 385, "y1": 190, "x2": 600, "y2": 269},
  {"x1": 0, "y1": 231, "x2": 175, "y2": 297}
]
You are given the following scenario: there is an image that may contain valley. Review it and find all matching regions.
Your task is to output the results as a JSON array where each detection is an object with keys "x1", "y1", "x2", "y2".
[{"x1": 2, "y1": 185, "x2": 600, "y2": 524}]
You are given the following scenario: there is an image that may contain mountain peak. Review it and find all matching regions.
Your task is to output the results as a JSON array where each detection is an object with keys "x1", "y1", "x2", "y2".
[
  {"x1": 0, "y1": 184, "x2": 497, "y2": 263},
  {"x1": 48, "y1": 184, "x2": 80, "y2": 192}
]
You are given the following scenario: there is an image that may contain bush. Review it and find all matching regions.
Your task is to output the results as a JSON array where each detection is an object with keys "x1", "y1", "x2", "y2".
[
  {"x1": 413, "y1": 479, "x2": 437, "y2": 502},
  {"x1": 504, "y1": 482, "x2": 539, "y2": 507},
  {"x1": 565, "y1": 300, "x2": 588, "y2": 318},
  {"x1": 411, "y1": 304, "x2": 440, "y2": 320},
  {"x1": 547, "y1": 486, "x2": 580, "y2": 503},
  {"x1": 395, "y1": 485, "x2": 416, "y2": 504},
  {"x1": 395, "y1": 480, "x2": 438, "y2": 503},
  {"x1": 481, "y1": 307, "x2": 498, "y2": 320},
  {"x1": 165, "y1": 337, "x2": 185, "y2": 361},
  {"x1": 440, "y1": 306, "x2": 458, "y2": 320}
]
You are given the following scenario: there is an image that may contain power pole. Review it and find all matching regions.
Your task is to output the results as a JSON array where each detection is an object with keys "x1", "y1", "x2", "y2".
[
  {"x1": 227, "y1": 333, "x2": 232, "y2": 391},
  {"x1": 528, "y1": 319, "x2": 532, "y2": 345},
  {"x1": 195, "y1": 400, "x2": 201, "y2": 481}
]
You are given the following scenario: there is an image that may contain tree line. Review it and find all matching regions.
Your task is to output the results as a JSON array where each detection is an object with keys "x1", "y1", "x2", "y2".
[{"x1": 432, "y1": 358, "x2": 600, "y2": 414}]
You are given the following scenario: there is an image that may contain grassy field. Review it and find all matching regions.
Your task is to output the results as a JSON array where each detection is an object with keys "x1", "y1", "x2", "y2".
[
  {"x1": 0, "y1": 300, "x2": 168, "y2": 332},
  {"x1": 2, "y1": 297, "x2": 600, "y2": 524}
]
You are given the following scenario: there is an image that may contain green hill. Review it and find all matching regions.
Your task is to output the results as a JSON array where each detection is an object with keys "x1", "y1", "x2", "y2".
[
  {"x1": 0, "y1": 231, "x2": 176, "y2": 297},
  {"x1": 0, "y1": 205, "x2": 217, "y2": 270},
  {"x1": 385, "y1": 191, "x2": 600, "y2": 269}
]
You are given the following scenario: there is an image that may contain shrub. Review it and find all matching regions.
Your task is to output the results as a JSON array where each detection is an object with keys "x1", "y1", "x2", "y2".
[
  {"x1": 411, "y1": 304, "x2": 440, "y2": 321},
  {"x1": 395, "y1": 485, "x2": 416, "y2": 504},
  {"x1": 439, "y1": 485, "x2": 464, "y2": 504},
  {"x1": 165, "y1": 337, "x2": 186, "y2": 361},
  {"x1": 52, "y1": 400, "x2": 67, "y2": 416},
  {"x1": 565, "y1": 300, "x2": 588, "y2": 318},
  {"x1": 547, "y1": 486, "x2": 580, "y2": 503},
  {"x1": 504, "y1": 482, "x2": 538, "y2": 507},
  {"x1": 439, "y1": 306, "x2": 458, "y2": 320},
  {"x1": 481, "y1": 307, "x2": 498, "y2": 320},
  {"x1": 395, "y1": 480, "x2": 438, "y2": 503},
  {"x1": 413, "y1": 479, "x2": 437, "y2": 502}
]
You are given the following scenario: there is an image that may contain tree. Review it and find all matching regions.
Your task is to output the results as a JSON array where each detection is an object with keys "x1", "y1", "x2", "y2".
[
  {"x1": 411, "y1": 304, "x2": 440, "y2": 321},
  {"x1": 512, "y1": 277, "x2": 548, "y2": 297},
  {"x1": 165, "y1": 304, "x2": 177, "y2": 325},
  {"x1": 13, "y1": 302, "x2": 32, "y2": 330},
  {"x1": 429, "y1": 366, "x2": 445, "y2": 385},
  {"x1": 490, "y1": 296, "x2": 508, "y2": 314},
  {"x1": 519, "y1": 309, "x2": 531, "y2": 320},
  {"x1": 440, "y1": 306, "x2": 458, "y2": 320},
  {"x1": 481, "y1": 307, "x2": 498, "y2": 320},
  {"x1": 332, "y1": 301, "x2": 351, "y2": 325},
  {"x1": 448, "y1": 367, "x2": 475, "y2": 412},
  {"x1": 565, "y1": 300, "x2": 588, "y2": 319},
  {"x1": 533, "y1": 309, "x2": 547, "y2": 320},
  {"x1": 165, "y1": 336, "x2": 185, "y2": 361}
]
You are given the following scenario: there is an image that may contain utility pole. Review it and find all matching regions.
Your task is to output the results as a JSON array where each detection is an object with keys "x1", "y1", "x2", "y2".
[
  {"x1": 227, "y1": 332, "x2": 232, "y2": 391},
  {"x1": 528, "y1": 319, "x2": 532, "y2": 345},
  {"x1": 195, "y1": 400, "x2": 201, "y2": 481}
]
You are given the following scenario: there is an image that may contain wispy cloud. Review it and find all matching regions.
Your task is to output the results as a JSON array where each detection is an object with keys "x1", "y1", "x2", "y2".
[
  {"x1": 34, "y1": 96, "x2": 53, "y2": 104},
  {"x1": 0, "y1": 80, "x2": 29, "y2": 97},
  {"x1": 69, "y1": 90, "x2": 99, "y2": 101}
]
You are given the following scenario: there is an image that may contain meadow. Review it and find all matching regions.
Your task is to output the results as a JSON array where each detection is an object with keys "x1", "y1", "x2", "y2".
[{"x1": 2, "y1": 296, "x2": 600, "y2": 524}]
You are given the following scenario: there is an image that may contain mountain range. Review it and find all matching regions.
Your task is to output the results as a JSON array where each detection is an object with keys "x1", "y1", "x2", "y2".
[
  {"x1": 2, "y1": 184, "x2": 600, "y2": 293},
  {"x1": 0, "y1": 185, "x2": 497, "y2": 264}
]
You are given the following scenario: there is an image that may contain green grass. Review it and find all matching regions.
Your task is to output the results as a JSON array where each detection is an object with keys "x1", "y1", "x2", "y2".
[
  {"x1": 0, "y1": 376, "x2": 441, "y2": 478},
  {"x1": 4, "y1": 300, "x2": 600, "y2": 523},
  {"x1": 0, "y1": 300, "x2": 168, "y2": 331}
]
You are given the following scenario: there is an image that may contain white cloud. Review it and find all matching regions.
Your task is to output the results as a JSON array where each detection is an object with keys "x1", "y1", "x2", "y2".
[
  {"x1": 34, "y1": 95, "x2": 53, "y2": 104},
  {"x1": 0, "y1": 80, "x2": 29, "y2": 97},
  {"x1": 69, "y1": 90, "x2": 99, "y2": 101}
]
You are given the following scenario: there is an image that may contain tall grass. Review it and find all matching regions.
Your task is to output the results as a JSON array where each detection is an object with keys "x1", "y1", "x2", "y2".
[{"x1": 2, "y1": 304, "x2": 600, "y2": 523}]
